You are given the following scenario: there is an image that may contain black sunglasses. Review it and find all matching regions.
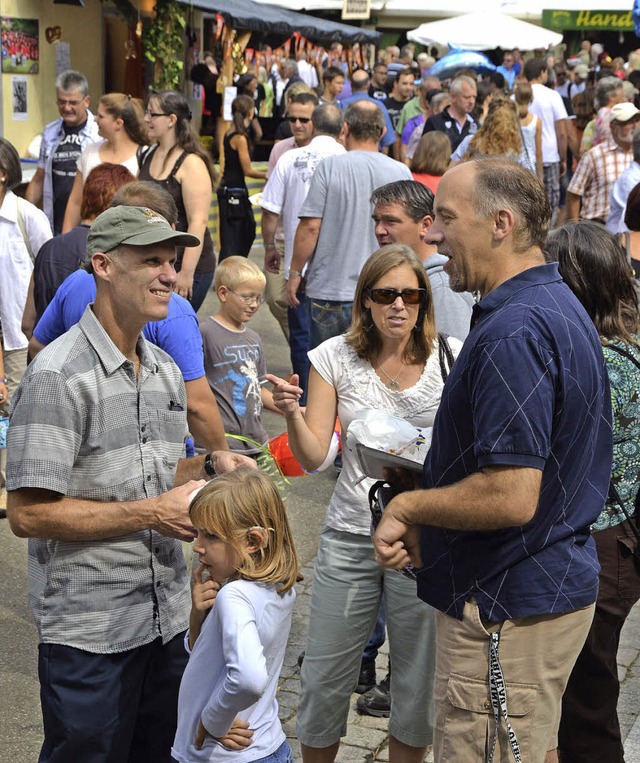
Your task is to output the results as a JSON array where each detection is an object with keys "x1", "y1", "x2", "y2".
[
  {"x1": 368, "y1": 288, "x2": 426, "y2": 305},
  {"x1": 288, "y1": 116, "x2": 311, "y2": 124}
]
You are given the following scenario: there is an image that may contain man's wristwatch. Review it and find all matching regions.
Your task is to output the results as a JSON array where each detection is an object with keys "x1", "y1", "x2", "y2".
[
  {"x1": 289, "y1": 269, "x2": 303, "y2": 278},
  {"x1": 204, "y1": 453, "x2": 216, "y2": 478}
]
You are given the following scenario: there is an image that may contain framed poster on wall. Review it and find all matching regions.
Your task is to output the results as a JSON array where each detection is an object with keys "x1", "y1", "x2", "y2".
[{"x1": 1, "y1": 17, "x2": 39, "y2": 74}]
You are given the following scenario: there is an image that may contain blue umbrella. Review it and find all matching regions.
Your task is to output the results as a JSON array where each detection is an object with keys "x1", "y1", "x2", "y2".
[
  {"x1": 427, "y1": 48, "x2": 497, "y2": 80},
  {"x1": 635, "y1": 0, "x2": 640, "y2": 36}
]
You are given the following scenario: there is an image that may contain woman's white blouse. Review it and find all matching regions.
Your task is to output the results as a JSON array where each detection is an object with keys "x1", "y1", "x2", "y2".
[{"x1": 308, "y1": 333, "x2": 463, "y2": 536}]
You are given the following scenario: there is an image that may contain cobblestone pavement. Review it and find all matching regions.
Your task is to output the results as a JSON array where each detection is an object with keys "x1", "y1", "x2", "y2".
[
  {"x1": 278, "y1": 558, "x2": 435, "y2": 763},
  {"x1": 278, "y1": 554, "x2": 640, "y2": 763}
]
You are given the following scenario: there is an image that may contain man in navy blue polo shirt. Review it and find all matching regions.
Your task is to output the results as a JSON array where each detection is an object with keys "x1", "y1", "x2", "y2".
[{"x1": 374, "y1": 157, "x2": 612, "y2": 763}]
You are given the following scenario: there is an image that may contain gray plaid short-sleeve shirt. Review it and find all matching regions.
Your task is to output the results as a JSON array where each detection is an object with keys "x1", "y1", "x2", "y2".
[{"x1": 7, "y1": 306, "x2": 190, "y2": 653}]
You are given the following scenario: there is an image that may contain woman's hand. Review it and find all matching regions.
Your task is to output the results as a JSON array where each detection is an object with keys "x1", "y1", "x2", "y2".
[
  {"x1": 0, "y1": 380, "x2": 8, "y2": 408},
  {"x1": 175, "y1": 269, "x2": 195, "y2": 300},
  {"x1": 192, "y1": 563, "x2": 220, "y2": 613},
  {"x1": 266, "y1": 373, "x2": 303, "y2": 416}
]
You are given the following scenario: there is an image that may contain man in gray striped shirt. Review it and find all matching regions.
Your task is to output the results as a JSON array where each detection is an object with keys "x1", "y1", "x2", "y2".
[{"x1": 6, "y1": 205, "x2": 253, "y2": 763}]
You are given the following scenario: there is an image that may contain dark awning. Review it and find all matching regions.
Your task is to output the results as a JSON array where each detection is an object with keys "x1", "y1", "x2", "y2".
[{"x1": 179, "y1": 0, "x2": 381, "y2": 45}]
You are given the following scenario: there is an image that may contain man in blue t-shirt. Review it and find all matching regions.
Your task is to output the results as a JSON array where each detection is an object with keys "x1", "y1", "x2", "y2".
[{"x1": 374, "y1": 158, "x2": 612, "y2": 762}]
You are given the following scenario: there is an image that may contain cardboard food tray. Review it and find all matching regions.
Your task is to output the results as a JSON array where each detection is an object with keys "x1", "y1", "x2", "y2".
[{"x1": 355, "y1": 442, "x2": 423, "y2": 481}]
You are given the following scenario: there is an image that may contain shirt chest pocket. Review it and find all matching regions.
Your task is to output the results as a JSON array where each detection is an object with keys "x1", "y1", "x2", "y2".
[
  {"x1": 146, "y1": 407, "x2": 188, "y2": 446},
  {"x1": 1, "y1": 234, "x2": 31, "y2": 267}
]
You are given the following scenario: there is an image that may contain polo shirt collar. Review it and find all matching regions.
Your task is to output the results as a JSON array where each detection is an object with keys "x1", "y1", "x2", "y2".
[
  {"x1": 471, "y1": 262, "x2": 562, "y2": 327},
  {"x1": 443, "y1": 106, "x2": 475, "y2": 127},
  {"x1": 78, "y1": 304, "x2": 159, "y2": 376}
]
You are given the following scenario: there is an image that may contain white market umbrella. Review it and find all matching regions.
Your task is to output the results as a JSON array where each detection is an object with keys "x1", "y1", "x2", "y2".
[{"x1": 407, "y1": 11, "x2": 564, "y2": 51}]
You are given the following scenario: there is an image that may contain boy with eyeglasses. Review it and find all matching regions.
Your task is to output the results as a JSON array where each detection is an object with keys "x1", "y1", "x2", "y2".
[{"x1": 200, "y1": 256, "x2": 283, "y2": 464}]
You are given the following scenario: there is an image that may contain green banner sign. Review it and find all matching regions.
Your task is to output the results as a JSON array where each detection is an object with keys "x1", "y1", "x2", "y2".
[{"x1": 542, "y1": 9, "x2": 634, "y2": 31}]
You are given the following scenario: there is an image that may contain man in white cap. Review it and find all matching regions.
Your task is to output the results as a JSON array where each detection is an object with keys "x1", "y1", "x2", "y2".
[
  {"x1": 6, "y1": 205, "x2": 252, "y2": 763},
  {"x1": 567, "y1": 102, "x2": 640, "y2": 222}
]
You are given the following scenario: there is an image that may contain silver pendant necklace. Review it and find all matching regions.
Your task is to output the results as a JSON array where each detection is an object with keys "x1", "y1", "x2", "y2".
[{"x1": 377, "y1": 359, "x2": 405, "y2": 391}]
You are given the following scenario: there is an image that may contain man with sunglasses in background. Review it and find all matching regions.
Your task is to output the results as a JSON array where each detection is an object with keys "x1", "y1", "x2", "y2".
[
  {"x1": 287, "y1": 100, "x2": 411, "y2": 354},
  {"x1": 263, "y1": 92, "x2": 319, "y2": 344},
  {"x1": 261, "y1": 104, "x2": 345, "y2": 404},
  {"x1": 26, "y1": 70, "x2": 100, "y2": 235}
]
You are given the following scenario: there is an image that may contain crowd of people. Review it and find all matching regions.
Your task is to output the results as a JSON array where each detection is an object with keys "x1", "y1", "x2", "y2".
[{"x1": 0, "y1": 34, "x2": 639, "y2": 763}]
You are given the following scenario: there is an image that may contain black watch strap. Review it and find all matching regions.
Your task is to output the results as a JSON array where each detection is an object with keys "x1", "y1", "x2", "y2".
[{"x1": 204, "y1": 453, "x2": 216, "y2": 478}]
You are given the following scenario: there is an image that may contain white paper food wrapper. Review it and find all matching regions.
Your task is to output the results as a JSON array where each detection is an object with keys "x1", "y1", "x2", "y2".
[{"x1": 346, "y1": 408, "x2": 432, "y2": 465}]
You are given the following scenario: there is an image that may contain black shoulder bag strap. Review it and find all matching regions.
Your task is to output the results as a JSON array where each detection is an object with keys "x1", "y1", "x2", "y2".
[{"x1": 438, "y1": 332, "x2": 455, "y2": 382}]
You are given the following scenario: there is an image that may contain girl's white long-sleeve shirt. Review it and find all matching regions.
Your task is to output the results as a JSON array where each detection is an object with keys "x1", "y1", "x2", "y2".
[{"x1": 172, "y1": 579, "x2": 295, "y2": 763}]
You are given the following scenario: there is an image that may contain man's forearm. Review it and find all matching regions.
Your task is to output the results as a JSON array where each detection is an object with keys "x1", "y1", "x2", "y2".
[
  {"x1": 556, "y1": 119, "x2": 568, "y2": 161},
  {"x1": 175, "y1": 454, "x2": 209, "y2": 485},
  {"x1": 187, "y1": 408, "x2": 228, "y2": 452},
  {"x1": 185, "y1": 376, "x2": 229, "y2": 452},
  {"x1": 8, "y1": 489, "x2": 161, "y2": 541},
  {"x1": 290, "y1": 218, "x2": 321, "y2": 272},
  {"x1": 261, "y1": 209, "x2": 278, "y2": 247},
  {"x1": 566, "y1": 192, "x2": 581, "y2": 221},
  {"x1": 391, "y1": 466, "x2": 542, "y2": 532}
]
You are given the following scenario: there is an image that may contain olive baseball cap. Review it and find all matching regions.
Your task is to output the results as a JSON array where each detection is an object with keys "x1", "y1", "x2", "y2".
[{"x1": 87, "y1": 205, "x2": 200, "y2": 256}]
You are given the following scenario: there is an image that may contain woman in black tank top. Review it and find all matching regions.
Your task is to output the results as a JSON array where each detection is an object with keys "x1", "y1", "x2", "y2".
[
  {"x1": 217, "y1": 95, "x2": 266, "y2": 261},
  {"x1": 141, "y1": 90, "x2": 217, "y2": 312}
]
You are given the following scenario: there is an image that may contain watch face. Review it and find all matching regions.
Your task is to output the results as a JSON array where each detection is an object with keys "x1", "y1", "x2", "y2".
[{"x1": 204, "y1": 454, "x2": 215, "y2": 477}]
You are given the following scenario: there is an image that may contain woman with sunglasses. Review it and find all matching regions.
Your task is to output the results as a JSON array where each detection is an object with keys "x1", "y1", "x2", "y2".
[
  {"x1": 140, "y1": 90, "x2": 217, "y2": 312},
  {"x1": 217, "y1": 95, "x2": 266, "y2": 262},
  {"x1": 62, "y1": 93, "x2": 147, "y2": 233},
  {"x1": 268, "y1": 245, "x2": 461, "y2": 763},
  {"x1": 548, "y1": 221, "x2": 640, "y2": 763}
]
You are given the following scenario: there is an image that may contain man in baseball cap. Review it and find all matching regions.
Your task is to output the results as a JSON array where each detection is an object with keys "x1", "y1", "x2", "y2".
[
  {"x1": 567, "y1": 102, "x2": 640, "y2": 222},
  {"x1": 5, "y1": 202, "x2": 254, "y2": 761},
  {"x1": 87, "y1": 204, "x2": 199, "y2": 258}
]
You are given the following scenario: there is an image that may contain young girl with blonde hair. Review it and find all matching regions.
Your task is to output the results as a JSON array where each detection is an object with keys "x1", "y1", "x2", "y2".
[{"x1": 172, "y1": 469, "x2": 299, "y2": 763}]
